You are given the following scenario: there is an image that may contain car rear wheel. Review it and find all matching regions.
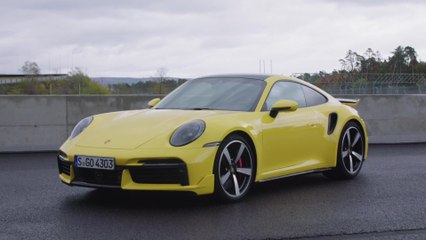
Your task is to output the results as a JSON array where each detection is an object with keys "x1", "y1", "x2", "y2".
[
  {"x1": 214, "y1": 134, "x2": 255, "y2": 202},
  {"x1": 324, "y1": 121, "x2": 365, "y2": 179}
]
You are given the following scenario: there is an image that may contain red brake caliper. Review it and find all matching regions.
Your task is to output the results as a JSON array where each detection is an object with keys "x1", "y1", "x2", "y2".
[{"x1": 236, "y1": 158, "x2": 243, "y2": 181}]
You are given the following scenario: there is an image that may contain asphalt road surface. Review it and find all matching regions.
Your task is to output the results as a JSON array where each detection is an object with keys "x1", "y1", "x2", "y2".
[{"x1": 1, "y1": 144, "x2": 425, "y2": 240}]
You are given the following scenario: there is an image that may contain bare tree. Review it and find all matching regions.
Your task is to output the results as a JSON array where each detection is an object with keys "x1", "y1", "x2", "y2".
[
  {"x1": 18, "y1": 61, "x2": 41, "y2": 94},
  {"x1": 20, "y1": 61, "x2": 40, "y2": 75},
  {"x1": 156, "y1": 67, "x2": 168, "y2": 94},
  {"x1": 339, "y1": 50, "x2": 362, "y2": 72},
  {"x1": 363, "y1": 48, "x2": 377, "y2": 77}
]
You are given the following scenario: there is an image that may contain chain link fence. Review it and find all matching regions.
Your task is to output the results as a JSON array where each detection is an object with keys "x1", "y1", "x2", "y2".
[
  {"x1": 298, "y1": 73, "x2": 426, "y2": 94},
  {"x1": 2, "y1": 73, "x2": 426, "y2": 95}
]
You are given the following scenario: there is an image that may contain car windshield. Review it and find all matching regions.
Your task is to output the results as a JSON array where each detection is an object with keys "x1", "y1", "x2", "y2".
[{"x1": 155, "y1": 77, "x2": 266, "y2": 111}]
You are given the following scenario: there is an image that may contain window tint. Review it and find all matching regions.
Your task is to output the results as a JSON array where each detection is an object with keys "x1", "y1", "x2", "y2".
[
  {"x1": 302, "y1": 86, "x2": 327, "y2": 106},
  {"x1": 263, "y1": 81, "x2": 307, "y2": 111}
]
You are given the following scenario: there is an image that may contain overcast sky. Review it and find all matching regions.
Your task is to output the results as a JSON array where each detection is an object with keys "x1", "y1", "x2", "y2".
[{"x1": 1, "y1": 0, "x2": 426, "y2": 78}]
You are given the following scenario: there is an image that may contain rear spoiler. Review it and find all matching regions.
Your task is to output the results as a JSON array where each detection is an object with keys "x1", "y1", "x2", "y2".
[{"x1": 337, "y1": 98, "x2": 360, "y2": 107}]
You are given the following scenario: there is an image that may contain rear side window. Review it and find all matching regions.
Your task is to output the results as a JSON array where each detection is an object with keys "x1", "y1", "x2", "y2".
[{"x1": 302, "y1": 86, "x2": 327, "y2": 107}]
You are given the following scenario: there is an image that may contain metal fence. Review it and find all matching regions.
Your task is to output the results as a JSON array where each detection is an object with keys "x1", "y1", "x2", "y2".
[
  {"x1": 298, "y1": 73, "x2": 426, "y2": 94},
  {"x1": 2, "y1": 73, "x2": 426, "y2": 95}
]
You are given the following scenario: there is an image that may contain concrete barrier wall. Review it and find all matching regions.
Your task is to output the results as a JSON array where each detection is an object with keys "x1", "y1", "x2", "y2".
[
  {"x1": 335, "y1": 94, "x2": 426, "y2": 144},
  {"x1": 0, "y1": 94, "x2": 425, "y2": 152},
  {"x1": 0, "y1": 95, "x2": 161, "y2": 152}
]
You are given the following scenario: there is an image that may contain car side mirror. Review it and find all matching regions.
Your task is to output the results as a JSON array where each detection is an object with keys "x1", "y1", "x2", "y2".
[
  {"x1": 269, "y1": 100, "x2": 298, "y2": 118},
  {"x1": 148, "y1": 98, "x2": 161, "y2": 108}
]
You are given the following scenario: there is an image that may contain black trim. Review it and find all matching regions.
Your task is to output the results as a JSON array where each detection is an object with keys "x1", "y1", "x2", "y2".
[
  {"x1": 269, "y1": 107, "x2": 292, "y2": 118},
  {"x1": 67, "y1": 181, "x2": 121, "y2": 189},
  {"x1": 258, "y1": 168, "x2": 333, "y2": 182}
]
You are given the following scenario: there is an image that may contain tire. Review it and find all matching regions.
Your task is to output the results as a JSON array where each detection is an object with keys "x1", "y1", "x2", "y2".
[
  {"x1": 324, "y1": 121, "x2": 365, "y2": 179},
  {"x1": 214, "y1": 134, "x2": 256, "y2": 202}
]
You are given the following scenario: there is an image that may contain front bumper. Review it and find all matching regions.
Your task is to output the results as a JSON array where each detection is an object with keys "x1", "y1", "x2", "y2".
[{"x1": 57, "y1": 145, "x2": 217, "y2": 195}]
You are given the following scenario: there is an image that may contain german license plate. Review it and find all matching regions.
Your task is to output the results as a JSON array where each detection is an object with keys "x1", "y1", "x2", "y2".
[{"x1": 74, "y1": 155, "x2": 115, "y2": 170}]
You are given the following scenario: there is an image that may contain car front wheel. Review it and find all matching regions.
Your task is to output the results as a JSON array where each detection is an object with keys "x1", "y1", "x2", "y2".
[{"x1": 214, "y1": 134, "x2": 255, "y2": 202}]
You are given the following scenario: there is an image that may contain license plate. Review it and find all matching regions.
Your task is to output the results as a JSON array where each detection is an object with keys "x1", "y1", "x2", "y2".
[{"x1": 74, "y1": 155, "x2": 115, "y2": 170}]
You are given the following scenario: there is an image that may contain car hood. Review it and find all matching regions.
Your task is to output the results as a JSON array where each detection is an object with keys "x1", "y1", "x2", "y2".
[{"x1": 74, "y1": 109, "x2": 233, "y2": 150}]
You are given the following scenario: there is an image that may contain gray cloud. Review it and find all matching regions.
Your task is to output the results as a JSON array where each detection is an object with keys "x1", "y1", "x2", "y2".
[
  {"x1": 1, "y1": 0, "x2": 426, "y2": 77},
  {"x1": 318, "y1": 0, "x2": 426, "y2": 6}
]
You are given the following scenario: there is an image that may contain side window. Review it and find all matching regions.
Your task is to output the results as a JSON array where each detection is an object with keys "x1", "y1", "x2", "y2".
[
  {"x1": 302, "y1": 86, "x2": 327, "y2": 107},
  {"x1": 263, "y1": 81, "x2": 307, "y2": 111}
]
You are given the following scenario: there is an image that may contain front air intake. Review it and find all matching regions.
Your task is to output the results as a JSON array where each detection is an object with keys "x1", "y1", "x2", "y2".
[
  {"x1": 57, "y1": 153, "x2": 71, "y2": 175},
  {"x1": 129, "y1": 159, "x2": 189, "y2": 186}
]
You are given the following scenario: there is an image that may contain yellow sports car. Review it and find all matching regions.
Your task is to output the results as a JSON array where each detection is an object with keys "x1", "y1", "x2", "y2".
[{"x1": 58, "y1": 74, "x2": 368, "y2": 202}]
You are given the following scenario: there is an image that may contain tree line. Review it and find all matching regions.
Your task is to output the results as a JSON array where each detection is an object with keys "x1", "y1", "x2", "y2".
[
  {"x1": 0, "y1": 62, "x2": 185, "y2": 95},
  {"x1": 0, "y1": 62, "x2": 109, "y2": 95},
  {"x1": 110, "y1": 79, "x2": 187, "y2": 95},
  {"x1": 300, "y1": 45, "x2": 426, "y2": 83},
  {"x1": 3, "y1": 45, "x2": 425, "y2": 95}
]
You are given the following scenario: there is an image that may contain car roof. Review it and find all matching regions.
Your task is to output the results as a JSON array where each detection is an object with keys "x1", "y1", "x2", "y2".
[{"x1": 199, "y1": 74, "x2": 273, "y2": 81}]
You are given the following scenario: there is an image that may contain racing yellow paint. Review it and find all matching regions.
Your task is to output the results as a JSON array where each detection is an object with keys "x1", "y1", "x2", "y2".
[{"x1": 59, "y1": 76, "x2": 368, "y2": 195}]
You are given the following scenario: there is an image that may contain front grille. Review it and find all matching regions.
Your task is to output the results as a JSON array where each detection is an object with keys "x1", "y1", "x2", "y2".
[
  {"x1": 57, "y1": 154, "x2": 71, "y2": 175},
  {"x1": 129, "y1": 160, "x2": 189, "y2": 186},
  {"x1": 73, "y1": 168, "x2": 122, "y2": 186}
]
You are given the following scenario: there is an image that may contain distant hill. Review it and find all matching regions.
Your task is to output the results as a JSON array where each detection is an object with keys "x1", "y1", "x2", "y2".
[{"x1": 92, "y1": 77, "x2": 186, "y2": 86}]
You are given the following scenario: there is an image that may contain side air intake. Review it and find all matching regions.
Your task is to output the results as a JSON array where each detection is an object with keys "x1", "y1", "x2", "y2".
[{"x1": 328, "y1": 113, "x2": 338, "y2": 135}]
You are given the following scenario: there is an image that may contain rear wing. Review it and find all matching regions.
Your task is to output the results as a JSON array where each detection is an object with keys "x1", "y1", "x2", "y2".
[{"x1": 336, "y1": 98, "x2": 360, "y2": 107}]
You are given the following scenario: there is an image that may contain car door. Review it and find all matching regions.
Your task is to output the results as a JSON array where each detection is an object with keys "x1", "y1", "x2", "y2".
[
  {"x1": 300, "y1": 84, "x2": 333, "y2": 166},
  {"x1": 260, "y1": 81, "x2": 328, "y2": 178}
]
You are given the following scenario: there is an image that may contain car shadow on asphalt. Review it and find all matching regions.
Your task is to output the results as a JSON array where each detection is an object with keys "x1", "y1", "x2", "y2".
[{"x1": 60, "y1": 172, "x2": 354, "y2": 211}]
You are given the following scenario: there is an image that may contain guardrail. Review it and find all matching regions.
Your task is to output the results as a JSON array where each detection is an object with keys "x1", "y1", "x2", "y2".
[{"x1": 1, "y1": 94, "x2": 425, "y2": 152}]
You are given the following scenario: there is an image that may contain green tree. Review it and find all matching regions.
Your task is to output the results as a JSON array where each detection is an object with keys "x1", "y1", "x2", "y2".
[
  {"x1": 389, "y1": 46, "x2": 408, "y2": 73},
  {"x1": 404, "y1": 46, "x2": 418, "y2": 73},
  {"x1": 66, "y1": 68, "x2": 109, "y2": 94}
]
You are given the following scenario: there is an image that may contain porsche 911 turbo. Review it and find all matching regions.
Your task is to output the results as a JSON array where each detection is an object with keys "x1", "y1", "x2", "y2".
[{"x1": 58, "y1": 74, "x2": 368, "y2": 202}]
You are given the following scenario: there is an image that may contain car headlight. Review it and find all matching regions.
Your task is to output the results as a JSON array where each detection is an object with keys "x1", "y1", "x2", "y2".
[
  {"x1": 70, "y1": 116, "x2": 93, "y2": 139},
  {"x1": 170, "y1": 120, "x2": 206, "y2": 146}
]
